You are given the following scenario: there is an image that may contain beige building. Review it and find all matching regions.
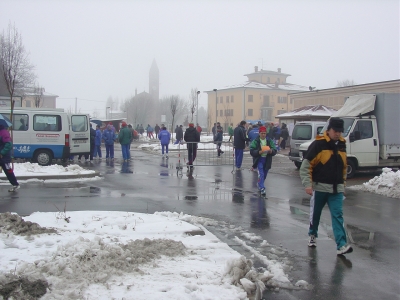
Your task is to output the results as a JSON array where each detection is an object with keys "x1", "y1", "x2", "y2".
[
  {"x1": 205, "y1": 67, "x2": 309, "y2": 129},
  {"x1": 289, "y1": 79, "x2": 400, "y2": 110}
]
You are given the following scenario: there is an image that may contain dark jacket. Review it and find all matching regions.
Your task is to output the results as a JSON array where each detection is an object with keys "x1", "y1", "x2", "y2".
[
  {"x1": 184, "y1": 127, "x2": 200, "y2": 148},
  {"x1": 175, "y1": 126, "x2": 183, "y2": 140},
  {"x1": 249, "y1": 136, "x2": 277, "y2": 169},
  {"x1": 233, "y1": 125, "x2": 248, "y2": 149},
  {"x1": 300, "y1": 131, "x2": 347, "y2": 193},
  {"x1": 280, "y1": 128, "x2": 289, "y2": 140},
  {"x1": 155, "y1": 125, "x2": 160, "y2": 134},
  {"x1": 214, "y1": 125, "x2": 223, "y2": 142},
  {"x1": 248, "y1": 127, "x2": 259, "y2": 142}
]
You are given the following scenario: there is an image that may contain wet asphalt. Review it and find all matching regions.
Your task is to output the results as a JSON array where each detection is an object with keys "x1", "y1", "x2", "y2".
[{"x1": 0, "y1": 142, "x2": 399, "y2": 300}]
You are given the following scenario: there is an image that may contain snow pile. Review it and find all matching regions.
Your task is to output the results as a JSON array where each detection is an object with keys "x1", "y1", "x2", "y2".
[
  {"x1": 0, "y1": 162, "x2": 96, "y2": 179},
  {"x1": 348, "y1": 168, "x2": 400, "y2": 199}
]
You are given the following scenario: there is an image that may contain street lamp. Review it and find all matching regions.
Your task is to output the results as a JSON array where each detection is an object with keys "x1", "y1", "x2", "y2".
[
  {"x1": 196, "y1": 90, "x2": 200, "y2": 126},
  {"x1": 213, "y1": 89, "x2": 217, "y2": 133}
]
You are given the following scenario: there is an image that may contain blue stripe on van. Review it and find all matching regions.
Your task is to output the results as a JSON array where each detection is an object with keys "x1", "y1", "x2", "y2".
[{"x1": 13, "y1": 144, "x2": 65, "y2": 159}]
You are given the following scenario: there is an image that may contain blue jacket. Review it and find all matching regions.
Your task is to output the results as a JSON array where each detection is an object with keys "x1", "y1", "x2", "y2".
[
  {"x1": 102, "y1": 128, "x2": 116, "y2": 145},
  {"x1": 158, "y1": 129, "x2": 171, "y2": 145},
  {"x1": 95, "y1": 129, "x2": 102, "y2": 146},
  {"x1": 248, "y1": 128, "x2": 259, "y2": 142}
]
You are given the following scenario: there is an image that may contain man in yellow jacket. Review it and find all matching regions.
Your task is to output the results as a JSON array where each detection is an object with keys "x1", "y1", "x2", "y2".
[{"x1": 300, "y1": 117, "x2": 353, "y2": 255}]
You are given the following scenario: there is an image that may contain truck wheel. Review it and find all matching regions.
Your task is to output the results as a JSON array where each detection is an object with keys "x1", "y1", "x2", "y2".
[
  {"x1": 347, "y1": 159, "x2": 356, "y2": 179},
  {"x1": 34, "y1": 150, "x2": 53, "y2": 166},
  {"x1": 294, "y1": 161, "x2": 302, "y2": 169}
]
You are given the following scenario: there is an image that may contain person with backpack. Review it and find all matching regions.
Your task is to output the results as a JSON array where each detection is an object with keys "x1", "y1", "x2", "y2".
[
  {"x1": 0, "y1": 124, "x2": 20, "y2": 192},
  {"x1": 184, "y1": 123, "x2": 200, "y2": 170}
]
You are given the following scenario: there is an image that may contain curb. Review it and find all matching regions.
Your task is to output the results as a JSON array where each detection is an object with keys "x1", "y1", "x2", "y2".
[{"x1": 1, "y1": 171, "x2": 101, "y2": 181}]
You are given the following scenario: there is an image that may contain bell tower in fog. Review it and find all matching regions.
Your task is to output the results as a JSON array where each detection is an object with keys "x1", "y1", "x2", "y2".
[{"x1": 149, "y1": 59, "x2": 159, "y2": 101}]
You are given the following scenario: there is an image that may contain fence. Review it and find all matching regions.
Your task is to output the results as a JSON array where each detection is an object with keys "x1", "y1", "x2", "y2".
[{"x1": 176, "y1": 141, "x2": 235, "y2": 175}]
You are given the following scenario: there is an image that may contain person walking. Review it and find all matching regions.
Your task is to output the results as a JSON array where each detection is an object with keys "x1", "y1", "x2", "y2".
[
  {"x1": 158, "y1": 126, "x2": 171, "y2": 158},
  {"x1": 214, "y1": 122, "x2": 224, "y2": 157},
  {"x1": 154, "y1": 124, "x2": 161, "y2": 136},
  {"x1": 93, "y1": 125, "x2": 102, "y2": 160},
  {"x1": 184, "y1": 122, "x2": 200, "y2": 170},
  {"x1": 233, "y1": 121, "x2": 249, "y2": 170},
  {"x1": 118, "y1": 121, "x2": 132, "y2": 162},
  {"x1": 127, "y1": 124, "x2": 134, "y2": 149},
  {"x1": 0, "y1": 124, "x2": 20, "y2": 192},
  {"x1": 174, "y1": 125, "x2": 183, "y2": 145},
  {"x1": 89, "y1": 126, "x2": 96, "y2": 161},
  {"x1": 272, "y1": 123, "x2": 281, "y2": 151},
  {"x1": 147, "y1": 124, "x2": 154, "y2": 139},
  {"x1": 228, "y1": 123, "x2": 234, "y2": 142},
  {"x1": 102, "y1": 124, "x2": 117, "y2": 160},
  {"x1": 300, "y1": 117, "x2": 353, "y2": 255},
  {"x1": 280, "y1": 123, "x2": 289, "y2": 150},
  {"x1": 249, "y1": 126, "x2": 277, "y2": 196}
]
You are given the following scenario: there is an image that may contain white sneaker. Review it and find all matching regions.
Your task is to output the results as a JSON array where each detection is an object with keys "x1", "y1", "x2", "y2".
[
  {"x1": 308, "y1": 235, "x2": 317, "y2": 247},
  {"x1": 337, "y1": 244, "x2": 353, "y2": 255},
  {"x1": 9, "y1": 185, "x2": 20, "y2": 192}
]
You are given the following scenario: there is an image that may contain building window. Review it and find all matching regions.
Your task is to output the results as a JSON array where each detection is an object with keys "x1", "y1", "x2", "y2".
[
  {"x1": 263, "y1": 95, "x2": 270, "y2": 107},
  {"x1": 231, "y1": 95, "x2": 234, "y2": 102},
  {"x1": 261, "y1": 108, "x2": 273, "y2": 121},
  {"x1": 248, "y1": 95, "x2": 253, "y2": 102},
  {"x1": 25, "y1": 101, "x2": 31, "y2": 107},
  {"x1": 226, "y1": 96, "x2": 229, "y2": 103},
  {"x1": 224, "y1": 109, "x2": 234, "y2": 116},
  {"x1": 220, "y1": 110, "x2": 223, "y2": 116},
  {"x1": 277, "y1": 96, "x2": 287, "y2": 103},
  {"x1": 248, "y1": 109, "x2": 253, "y2": 116},
  {"x1": 220, "y1": 96, "x2": 223, "y2": 103}
]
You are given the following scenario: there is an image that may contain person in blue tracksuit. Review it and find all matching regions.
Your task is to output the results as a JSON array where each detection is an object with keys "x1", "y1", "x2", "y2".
[
  {"x1": 102, "y1": 124, "x2": 116, "y2": 160},
  {"x1": 158, "y1": 126, "x2": 171, "y2": 158},
  {"x1": 233, "y1": 121, "x2": 249, "y2": 170},
  {"x1": 249, "y1": 126, "x2": 277, "y2": 196},
  {"x1": 93, "y1": 125, "x2": 102, "y2": 159}
]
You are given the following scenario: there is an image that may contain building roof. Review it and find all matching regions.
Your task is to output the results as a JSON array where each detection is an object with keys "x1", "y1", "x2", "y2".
[
  {"x1": 205, "y1": 81, "x2": 309, "y2": 93},
  {"x1": 276, "y1": 105, "x2": 336, "y2": 118},
  {"x1": 243, "y1": 69, "x2": 291, "y2": 77}
]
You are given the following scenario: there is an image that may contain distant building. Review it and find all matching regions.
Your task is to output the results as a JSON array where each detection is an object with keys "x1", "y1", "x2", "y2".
[
  {"x1": 289, "y1": 79, "x2": 400, "y2": 110},
  {"x1": 276, "y1": 104, "x2": 336, "y2": 124},
  {"x1": 205, "y1": 66, "x2": 309, "y2": 130},
  {"x1": 20, "y1": 87, "x2": 58, "y2": 108}
]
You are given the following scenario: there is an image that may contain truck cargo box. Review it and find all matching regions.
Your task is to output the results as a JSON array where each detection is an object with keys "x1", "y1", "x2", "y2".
[{"x1": 374, "y1": 93, "x2": 400, "y2": 145}]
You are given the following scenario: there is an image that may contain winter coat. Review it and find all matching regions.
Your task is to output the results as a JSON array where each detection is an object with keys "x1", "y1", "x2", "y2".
[
  {"x1": 175, "y1": 127, "x2": 183, "y2": 140},
  {"x1": 248, "y1": 127, "x2": 259, "y2": 142},
  {"x1": 95, "y1": 129, "x2": 102, "y2": 146},
  {"x1": 118, "y1": 126, "x2": 133, "y2": 145},
  {"x1": 158, "y1": 129, "x2": 171, "y2": 145},
  {"x1": 102, "y1": 127, "x2": 117, "y2": 145},
  {"x1": 300, "y1": 131, "x2": 347, "y2": 194},
  {"x1": 90, "y1": 127, "x2": 96, "y2": 146},
  {"x1": 147, "y1": 126, "x2": 154, "y2": 132},
  {"x1": 184, "y1": 127, "x2": 200, "y2": 148},
  {"x1": 249, "y1": 136, "x2": 277, "y2": 169},
  {"x1": 233, "y1": 125, "x2": 248, "y2": 149},
  {"x1": 155, "y1": 125, "x2": 161, "y2": 134},
  {"x1": 228, "y1": 126, "x2": 234, "y2": 136},
  {"x1": 214, "y1": 126, "x2": 223, "y2": 142},
  {"x1": 280, "y1": 128, "x2": 289, "y2": 140},
  {"x1": 0, "y1": 128, "x2": 13, "y2": 163}
]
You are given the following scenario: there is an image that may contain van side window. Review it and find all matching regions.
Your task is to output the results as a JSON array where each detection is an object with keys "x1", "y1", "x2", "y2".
[
  {"x1": 10, "y1": 114, "x2": 29, "y2": 131},
  {"x1": 71, "y1": 115, "x2": 88, "y2": 132},
  {"x1": 33, "y1": 115, "x2": 62, "y2": 131},
  {"x1": 353, "y1": 120, "x2": 373, "y2": 140},
  {"x1": 316, "y1": 126, "x2": 324, "y2": 135}
]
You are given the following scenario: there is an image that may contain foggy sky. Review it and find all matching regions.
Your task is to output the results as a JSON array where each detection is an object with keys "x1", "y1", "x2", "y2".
[{"x1": 1, "y1": 0, "x2": 399, "y2": 116}]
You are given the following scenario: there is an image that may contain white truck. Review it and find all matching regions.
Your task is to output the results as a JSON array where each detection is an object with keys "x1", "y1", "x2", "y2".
[{"x1": 298, "y1": 93, "x2": 400, "y2": 178}]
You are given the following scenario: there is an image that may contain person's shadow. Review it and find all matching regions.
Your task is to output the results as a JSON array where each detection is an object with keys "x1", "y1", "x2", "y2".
[
  {"x1": 232, "y1": 172, "x2": 244, "y2": 203},
  {"x1": 121, "y1": 161, "x2": 133, "y2": 173}
]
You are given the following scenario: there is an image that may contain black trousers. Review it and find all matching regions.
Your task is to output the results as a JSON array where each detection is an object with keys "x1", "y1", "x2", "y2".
[{"x1": 0, "y1": 162, "x2": 18, "y2": 186}]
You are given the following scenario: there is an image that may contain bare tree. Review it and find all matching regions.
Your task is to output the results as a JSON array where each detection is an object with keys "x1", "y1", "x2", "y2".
[
  {"x1": 189, "y1": 88, "x2": 198, "y2": 122},
  {"x1": 0, "y1": 22, "x2": 35, "y2": 121},
  {"x1": 336, "y1": 79, "x2": 356, "y2": 87},
  {"x1": 167, "y1": 95, "x2": 186, "y2": 141},
  {"x1": 33, "y1": 84, "x2": 44, "y2": 107}
]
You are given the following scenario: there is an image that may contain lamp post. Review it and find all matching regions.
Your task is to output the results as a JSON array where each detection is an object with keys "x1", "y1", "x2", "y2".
[
  {"x1": 106, "y1": 106, "x2": 111, "y2": 119},
  {"x1": 213, "y1": 89, "x2": 217, "y2": 133},
  {"x1": 196, "y1": 90, "x2": 200, "y2": 126}
]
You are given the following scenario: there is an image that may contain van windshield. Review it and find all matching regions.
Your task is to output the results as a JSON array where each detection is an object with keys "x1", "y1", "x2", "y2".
[
  {"x1": 320, "y1": 118, "x2": 354, "y2": 137},
  {"x1": 292, "y1": 124, "x2": 312, "y2": 140}
]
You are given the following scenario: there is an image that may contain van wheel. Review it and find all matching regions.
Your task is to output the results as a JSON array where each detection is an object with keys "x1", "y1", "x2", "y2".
[
  {"x1": 294, "y1": 161, "x2": 302, "y2": 169},
  {"x1": 347, "y1": 159, "x2": 356, "y2": 179},
  {"x1": 34, "y1": 150, "x2": 53, "y2": 166}
]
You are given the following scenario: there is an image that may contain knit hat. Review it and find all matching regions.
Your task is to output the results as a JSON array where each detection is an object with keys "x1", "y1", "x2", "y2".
[
  {"x1": 189, "y1": 123, "x2": 194, "y2": 127},
  {"x1": 121, "y1": 121, "x2": 127, "y2": 127},
  {"x1": 328, "y1": 117, "x2": 344, "y2": 132},
  {"x1": 259, "y1": 126, "x2": 267, "y2": 133}
]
